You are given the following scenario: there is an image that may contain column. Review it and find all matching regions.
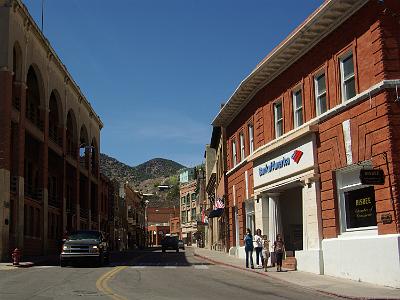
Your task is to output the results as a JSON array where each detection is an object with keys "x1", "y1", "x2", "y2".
[
  {"x1": 62, "y1": 126, "x2": 67, "y2": 232},
  {"x1": 87, "y1": 147, "x2": 91, "y2": 230},
  {"x1": 16, "y1": 82, "x2": 26, "y2": 250},
  {"x1": 75, "y1": 147, "x2": 80, "y2": 230},
  {"x1": 255, "y1": 193, "x2": 269, "y2": 235},
  {"x1": 268, "y1": 192, "x2": 282, "y2": 265},
  {"x1": 0, "y1": 69, "x2": 12, "y2": 261},
  {"x1": 42, "y1": 104, "x2": 49, "y2": 255}
]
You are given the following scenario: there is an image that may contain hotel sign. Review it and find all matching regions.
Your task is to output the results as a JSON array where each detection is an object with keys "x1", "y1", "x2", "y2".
[{"x1": 253, "y1": 138, "x2": 315, "y2": 188}]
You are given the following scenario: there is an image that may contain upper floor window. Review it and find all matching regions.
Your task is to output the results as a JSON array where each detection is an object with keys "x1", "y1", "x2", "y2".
[
  {"x1": 248, "y1": 124, "x2": 254, "y2": 154},
  {"x1": 274, "y1": 101, "x2": 283, "y2": 138},
  {"x1": 232, "y1": 139, "x2": 237, "y2": 167},
  {"x1": 239, "y1": 132, "x2": 245, "y2": 161},
  {"x1": 340, "y1": 52, "x2": 356, "y2": 101},
  {"x1": 292, "y1": 89, "x2": 303, "y2": 128},
  {"x1": 315, "y1": 72, "x2": 327, "y2": 116}
]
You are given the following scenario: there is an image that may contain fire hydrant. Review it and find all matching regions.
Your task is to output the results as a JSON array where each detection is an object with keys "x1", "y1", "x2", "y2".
[{"x1": 12, "y1": 248, "x2": 21, "y2": 266}]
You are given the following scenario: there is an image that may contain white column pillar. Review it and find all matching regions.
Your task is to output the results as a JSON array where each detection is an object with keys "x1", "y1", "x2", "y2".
[
  {"x1": 255, "y1": 193, "x2": 269, "y2": 236},
  {"x1": 268, "y1": 192, "x2": 281, "y2": 265}
]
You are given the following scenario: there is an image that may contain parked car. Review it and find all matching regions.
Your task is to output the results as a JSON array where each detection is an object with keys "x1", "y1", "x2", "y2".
[
  {"x1": 161, "y1": 236, "x2": 179, "y2": 252},
  {"x1": 178, "y1": 240, "x2": 185, "y2": 250},
  {"x1": 60, "y1": 230, "x2": 110, "y2": 267}
]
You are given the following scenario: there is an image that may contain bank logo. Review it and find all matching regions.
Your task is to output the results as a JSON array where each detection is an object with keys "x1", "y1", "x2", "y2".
[{"x1": 291, "y1": 150, "x2": 303, "y2": 164}]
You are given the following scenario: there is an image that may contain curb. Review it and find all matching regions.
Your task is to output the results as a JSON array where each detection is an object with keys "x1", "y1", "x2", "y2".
[{"x1": 193, "y1": 252, "x2": 398, "y2": 300}]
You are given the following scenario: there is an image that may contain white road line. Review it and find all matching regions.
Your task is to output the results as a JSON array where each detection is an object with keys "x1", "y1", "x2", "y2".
[
  {"x1": 163, "y1": 266, "x2": 177, "y2": 269},
  {"x1": 194, "y1": 265, "x2": 209, "y2": 269},
  {"x1": 131, "y1": 266, "x2": 146, "y2": 269},
  {"x1": 34, "y1": 266, "x2": 56, "y2": 269}
]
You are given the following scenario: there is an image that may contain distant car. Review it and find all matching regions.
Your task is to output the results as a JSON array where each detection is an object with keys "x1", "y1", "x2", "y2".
[
  {"x1": 161, "y1": 236, "x2": 179, "y2": 253},
  {"x1": 178, "y1": 240, "x2": 185, "y2": 250},
  {"x1": 60, "y1": 230, "x2": 110, "y2": 267}
]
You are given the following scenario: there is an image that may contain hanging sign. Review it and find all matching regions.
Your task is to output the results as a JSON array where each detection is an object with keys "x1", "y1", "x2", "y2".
[{"x1": 359, "y1": 169, "x2": 385, "y2": 185}]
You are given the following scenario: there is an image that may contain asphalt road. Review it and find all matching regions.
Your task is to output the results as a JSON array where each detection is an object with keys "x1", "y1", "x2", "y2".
[{"x1": 0, "y1": 248, "x2": 339, "y2": 300}]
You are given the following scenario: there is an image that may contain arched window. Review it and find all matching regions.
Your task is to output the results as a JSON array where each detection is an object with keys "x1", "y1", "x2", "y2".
[
  {"x1": 49, "y1": 91, "x2": 62, "y2": 146},
  {"x1": 26, "y1": 66, "x2": 43, "y2": 130},
  {"x1": 66, "y1": 110, "x2": 77, "y2": 157},
  {"x1": 79, "y1": 125, "x2": 89, "y2": 169}
]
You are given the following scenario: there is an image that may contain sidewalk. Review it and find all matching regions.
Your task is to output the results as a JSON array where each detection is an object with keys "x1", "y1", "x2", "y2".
[
  {"x1": 193, "y1": 247, "x2": 400, "y2": 300},
  {"x1": 0, "y1": 253, "x2": 59, "y2": 270}
]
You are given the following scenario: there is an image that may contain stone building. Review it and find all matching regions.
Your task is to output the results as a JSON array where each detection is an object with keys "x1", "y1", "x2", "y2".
[
  {"x1": 0, "y1": 0, "x2": 103, "y2": 259},
  {"x1": 212, "y1": 0, "x2": 400, "y2": 287}
]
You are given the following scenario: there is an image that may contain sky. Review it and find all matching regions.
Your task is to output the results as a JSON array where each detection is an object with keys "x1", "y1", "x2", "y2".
[{"x1": 22, "y1": 0, "x2": 323, "y2": 167}]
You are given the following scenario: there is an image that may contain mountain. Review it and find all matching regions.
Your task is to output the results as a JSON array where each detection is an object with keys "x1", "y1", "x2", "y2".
[
  {"x1": 99, "y1": 154, "x2": 185, "y2": 207},
  {"x1": 99, "y1": 153, "x2": 185, "y2": 183}
]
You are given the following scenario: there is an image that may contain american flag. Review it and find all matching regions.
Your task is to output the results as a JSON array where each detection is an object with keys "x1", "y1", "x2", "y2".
[{"x1": 215, "y1": 197, "x2": 225, "y2": 209}]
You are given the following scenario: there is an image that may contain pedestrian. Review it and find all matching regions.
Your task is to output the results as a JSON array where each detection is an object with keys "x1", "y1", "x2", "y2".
[
  {"x1": 254, "y1": 229, "x2": 263, "y2": 268},
  {"x1": 261, "y1": 235, "x2": 270, "y2": 272},
  {"x1": 244, "y1": 228, "x2": 254, "y2": 269},
  {"x1": 273, "y1": 233, "x2": 285, "y2": 272}
]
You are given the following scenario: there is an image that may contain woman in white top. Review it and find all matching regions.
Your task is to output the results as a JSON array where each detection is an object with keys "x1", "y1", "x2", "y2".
[{"x1": 253, "y1": 228, "x2": 263, "y2": 267}]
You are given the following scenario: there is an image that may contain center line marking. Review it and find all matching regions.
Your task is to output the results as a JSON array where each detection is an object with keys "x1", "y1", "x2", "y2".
[{"x1": 164, "y1": 266, "x2": 177, "y2": 269}]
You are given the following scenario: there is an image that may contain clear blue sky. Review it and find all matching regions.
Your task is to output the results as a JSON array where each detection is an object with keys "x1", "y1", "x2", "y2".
[{"x1": 22, "y1": 0, "x2": 323, "y2": 167}]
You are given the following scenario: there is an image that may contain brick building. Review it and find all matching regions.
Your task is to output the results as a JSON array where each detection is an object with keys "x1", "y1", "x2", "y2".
[
  {"x1": 124, "y1": 184, "x2": 145, "y2": 249},
  {"x1": 146, "y1": 207, "x2": 177, "y2": 246},
  {"x1": 212, "y1": 0, "x2": 400, "y2": 287},
  {"x1": 169, "y1": 216, "x2": 181, "y2": 238},
  {"x1": 0, "y1": 0, "x2": 103, "y2": 260},
  {"x1": 179, "y1": 168, "x2": 206, "y2": 246}
]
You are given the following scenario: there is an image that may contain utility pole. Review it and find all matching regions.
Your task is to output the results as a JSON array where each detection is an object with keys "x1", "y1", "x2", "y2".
[{"x1": 41, "y1": 0, "x2": 44, "y2": 32}]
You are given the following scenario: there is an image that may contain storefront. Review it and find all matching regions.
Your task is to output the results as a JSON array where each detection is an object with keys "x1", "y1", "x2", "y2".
[
  {"x1": 251, "y1": 130, "x2": 323, "y2": 274},
  {"x1": 322, "y1": 161, "x2": 400, "y2": 287}
]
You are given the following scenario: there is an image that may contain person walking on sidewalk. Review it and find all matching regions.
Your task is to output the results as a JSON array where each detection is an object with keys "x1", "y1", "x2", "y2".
[
  {"x1": 244, "y1": 228, "x2": 254, "y2": 269},
  {"x1": 254, "y1": 229, "x2": 263, "y2": 268},
  {"x1": 261, "y1": 234, "x2": 270, "y2": 272},
  {"x1": 273, "y1": 233, "x2": 285, "y2": 272}
]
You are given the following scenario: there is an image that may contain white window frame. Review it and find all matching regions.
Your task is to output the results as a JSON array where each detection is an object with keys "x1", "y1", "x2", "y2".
[
  {"x1": 239, "y1": 132, "x2": 245, "y2": 161},
  {"x1": 274, "y1": 101, "x2": 283, "y2": 138},
  {"x1": 292, "y1": 89, "x2": 303, "y2": 128},
  {"x1": 340, "y1": 51, "x2": 356, "y2": 102},
  {"x1": 248, "y1": 124, "x2": 254, "y2": 154},
  {"x1": 314, "y1": 71, "x2": 327, "y2": 116},
  {"x1": 336, "y1": 163, "x2": 378, "y2": 236},
  {"x1": 232, "y1": 139, "x2": 237, "y2": 167}
]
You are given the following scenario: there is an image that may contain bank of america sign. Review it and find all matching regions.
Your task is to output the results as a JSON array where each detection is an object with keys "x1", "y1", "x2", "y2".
[
  {"x1": 258, "y1": 150, "x2": 303, "y2": 176},
  {"x1": 253, "y1": 138, "x2": 315, "y2": 188}
]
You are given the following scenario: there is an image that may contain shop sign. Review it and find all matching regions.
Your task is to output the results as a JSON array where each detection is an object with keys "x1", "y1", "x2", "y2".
[
  {"x1": 360, "y1": 169, "x2": 385, "y2": 185},
  {"x1": 344, "y1": 186, "x2": 377, "y2": 229},
  {"x1": 253, "y1": 138, "x2": 315, "y2": 187},
  {"x1": 381, "y1": 213, "x2": 392, "y2": 224}
]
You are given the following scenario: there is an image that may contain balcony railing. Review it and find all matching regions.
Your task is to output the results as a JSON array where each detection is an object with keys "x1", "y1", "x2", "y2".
[
  {"x1": 49, "y1": 127, "x2": 62, "y2": 147},
  {"x1": 26, "y1": 107, "x2": 44, "y2": 131},
  {"x1": 24, "y1": 184, "x2": 43, "y2": 201}
]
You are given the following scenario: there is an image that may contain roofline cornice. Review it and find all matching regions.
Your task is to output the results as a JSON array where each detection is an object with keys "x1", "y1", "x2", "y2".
[{"x1": 212, "y1": 0, "x2": 369, "y2": 128}]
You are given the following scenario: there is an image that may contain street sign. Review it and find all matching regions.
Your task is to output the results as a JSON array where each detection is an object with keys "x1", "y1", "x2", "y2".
[{"x1": 360, "y1": 169, "x2": 385, "y2": 185}]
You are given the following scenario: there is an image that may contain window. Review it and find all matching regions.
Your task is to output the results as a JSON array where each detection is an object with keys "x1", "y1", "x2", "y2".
[
  {"x1": 191, "y1": 208, "x2": 196, "y2": 221},
  {"x1": 248, "y1": 124, "x2": 254, "y2": 154},
  {"x1": 232, "y1": 139, "x2": 237, "y2": 167},
  {"x1": 191, "y1": 193, "x2": 196, "y2": 202},
  {"x1": 340, "y1": 52, "x2": 356, "y2": 101},
  {"x1": 336, "y1": 165, "x2": 377, "y2": 233},
  {"x1": 274, "y1": 101, "x2": 283, "y2": 138},
  {"x1": 245, "y1": 201, "x2": 255, "y2": 234},
  {"x1": 239, "y1": 133, "x2": 245, "y2": 161},
  {"x1": 315, "y1": 72, "x2": 327, "y2": 116},
  {"x1": 292, "y1": 89, "x2": 303, "y2": 128}
]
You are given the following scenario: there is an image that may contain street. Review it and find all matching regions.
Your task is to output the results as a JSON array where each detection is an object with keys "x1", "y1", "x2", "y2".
[{"x1": 0, "y1": 248, "x2": 338, "y2": 300}]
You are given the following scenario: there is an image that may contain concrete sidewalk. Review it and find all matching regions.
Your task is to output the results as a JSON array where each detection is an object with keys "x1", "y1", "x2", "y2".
[{"x1": 193, "y1": 247, "x2": 400, "y2": 300}]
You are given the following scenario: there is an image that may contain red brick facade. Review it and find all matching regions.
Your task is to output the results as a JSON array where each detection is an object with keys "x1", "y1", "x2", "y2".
[{"x1": 223, "y1": 1, "x2": 400, "y2": 250}]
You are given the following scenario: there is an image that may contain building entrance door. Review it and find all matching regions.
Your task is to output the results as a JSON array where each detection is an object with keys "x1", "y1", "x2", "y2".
[{"x1": 280, "y1": 186, "x2": 303, "y2": 253}]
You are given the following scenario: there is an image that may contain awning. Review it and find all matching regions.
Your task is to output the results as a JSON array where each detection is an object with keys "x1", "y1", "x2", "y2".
[{"x1": 208, "y1": 208, "x2": 224, "y2": 219}]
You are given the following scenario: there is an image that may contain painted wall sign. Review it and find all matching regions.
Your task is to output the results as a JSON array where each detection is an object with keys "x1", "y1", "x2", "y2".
[
  {"x1": 360, "y1": 169, "x2": 385, "y2": 185},
  {"x1": 253, "y1": 138, "x2": 315, "y2": 188},
  {"x1": 381, "y1": 213, "x2": 393, "y2": 224}
]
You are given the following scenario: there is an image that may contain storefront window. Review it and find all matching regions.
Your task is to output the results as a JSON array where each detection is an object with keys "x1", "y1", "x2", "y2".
[
  {"x1": 337, "y1": 164, "x2": 378, "y2": 233},
  {"x1": 344, "y1": 186, "x2": 377, "y2": 229}
]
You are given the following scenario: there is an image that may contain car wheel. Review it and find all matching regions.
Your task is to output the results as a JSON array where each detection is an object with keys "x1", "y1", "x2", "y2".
[
  {"x1": 162, "y1": 248, "x2": 166, "y2": 253},
  {"x1": 104, "y1": 254, "x2": 110, "y2": 265},
  {"x1": 176, "y1": 248, "x2": 179, "y2": 253},
  {"x1": 60, "y1": 260, "x2": 67, "y2": 267}
]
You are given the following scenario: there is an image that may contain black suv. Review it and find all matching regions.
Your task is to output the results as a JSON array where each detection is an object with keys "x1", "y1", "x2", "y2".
[
  {"x1": 161, "y1": 236, "x2": 179, "y2": 253},
  {"x1": 60, "y1": 230, "x2": 110, "y2": 267}
]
